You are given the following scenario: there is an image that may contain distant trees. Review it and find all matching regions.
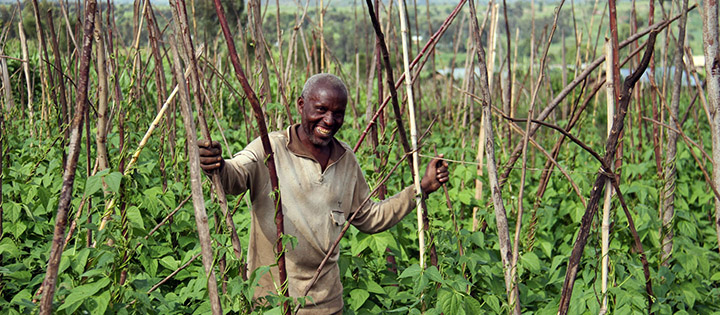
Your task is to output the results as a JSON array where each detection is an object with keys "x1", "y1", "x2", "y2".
[{"x1": 195, "y1": 0, "x2": 243, "y2": 39}]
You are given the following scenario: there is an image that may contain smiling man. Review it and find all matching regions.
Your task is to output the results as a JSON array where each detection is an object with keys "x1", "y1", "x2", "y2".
[{"x1": 198, "y1": 73, "x2": 449, "y2": 314}]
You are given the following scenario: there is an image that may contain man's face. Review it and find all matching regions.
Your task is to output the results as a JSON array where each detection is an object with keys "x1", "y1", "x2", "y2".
[{"x1": 298, "y1": 85, "x2": 347, "y2": 147}]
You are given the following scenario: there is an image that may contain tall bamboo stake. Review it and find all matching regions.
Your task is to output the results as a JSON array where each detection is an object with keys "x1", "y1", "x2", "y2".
[
  {"x1": 144, "y1": 1, "x2": 168, "y2": 190},
  {"x1": 46, "y1": 10, "x2": 70, "y2": 167},
  {"x1": 486, "y1": 2, "x2": 499, "y2": 92},
  {"x1": 29, "y1": 0, "x2": 48, "y2": 123},
  {"x1": 212, "y1": 0, "x2": 289, "y2": 312},
  {"x1": 396, "y1": 0, "x2": 425, "y2": 270},
  {"x1": 169, "y1": 36, "x2": 223, "y2": 315},
  {"x1": 94, "y1": 5, "x2": 109, "y2": 172},
  {"x1": 600, "y1": 38, "x2": 615, "y2": 315},
  {"x1": 38, "y1": 1, "x2": 95, "y2": 312}
]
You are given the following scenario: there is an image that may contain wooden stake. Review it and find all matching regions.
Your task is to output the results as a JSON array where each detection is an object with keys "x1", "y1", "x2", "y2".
[
  {"x1": 396, "y1": 0, "x2": 425, "y2": 269},
  {"x1": 172, "y1": 0, "x2": 247, "y2": 280},
  {"x1": 660, "y1": 0, "x2": 689, "y2": 266},
  {"x1": 212, "y1": 0, "x2": 289, "y2": 312},
  {"x1": 169, "y1": 35, "x2": 223, "y2": 315},
  {"x1": 38, "y1": 2, "x2": 96, "y2": 312},
  {"x1": 467, "y1": 1, "x2": 516, "y2": 313},
  {"x1": 600, "y1": 38, "x2": 615, "y2": 315}
]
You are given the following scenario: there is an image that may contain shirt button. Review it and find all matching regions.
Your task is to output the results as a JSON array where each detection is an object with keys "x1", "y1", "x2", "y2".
[{"x1": 319, "y1": 176, "x2": 324, "y2": 183}]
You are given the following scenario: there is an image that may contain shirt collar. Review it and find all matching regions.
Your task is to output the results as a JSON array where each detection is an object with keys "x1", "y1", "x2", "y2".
[{"x1": 287, "y1": 124, "x2": 346, "y2": 165}]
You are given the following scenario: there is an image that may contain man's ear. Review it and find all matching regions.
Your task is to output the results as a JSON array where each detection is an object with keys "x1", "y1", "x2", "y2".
[{"x1": 297, "y1": 97, "x2": 304, "y2": 113}]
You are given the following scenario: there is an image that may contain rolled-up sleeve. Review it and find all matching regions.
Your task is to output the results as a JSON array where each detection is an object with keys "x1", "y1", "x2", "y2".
[
  {"x1": 349, "y1": 162, "x2": 417, "y2": 234},
  {"x1": 218, "y1": 137, "x2": 265, "y2": 195}
]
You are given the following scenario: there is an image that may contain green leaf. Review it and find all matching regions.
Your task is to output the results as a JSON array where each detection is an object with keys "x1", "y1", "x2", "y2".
[
  {"x1": 72, "y1": 249, "x2": 90, "y2": 275},
  {"x1": 361, "y1": 278, "x2": 385, "y2": 294},
  {"x1": 105, "y1": 172, "x2": 123, "y2": 193},
  {"x1": 711, "y1": 272, "x2": 720, "y2": 281},
  {"x1": 458, "y1": 190, "x2": 473, "y2": 205},
  {"x1": 425, "y1": 266, "x2": 443, "y2": 283},
  {"x1": 160, "y1": 256, "x2": 179, "y2": 270},
  {"x1": 522, "y1": 252, "x2": 541, "y2": 273},
  {"x1": 399, "y1": 264, "x2": 422, "y2": 279},
  {"x1": 126, "y1": 206, "x2": 144, "y2": 230},
  {"x1": 58, "y1": 278, "x2": 110, "y2": 311},
  {"x1": 438, "y1": 289, "x2": 464, "y2": 315},
  {"x1": 349, "y1": 289, "x2": 369, "y2": 310},
  {"x1": 93, "y1": 290, "x2": 111, "y2": 314},
  {"x1": 85, "y1": 174, "x2": 103, "y2": 196},
  {"x1": 464, "y1": 296, "x2": 483, "y2": 314},
  {"x1": 484, "y1": 294, "x2": 500, "y2": 313},
  {"x1": 0, "y1": 240, "x2": 20, "y2": 258}
]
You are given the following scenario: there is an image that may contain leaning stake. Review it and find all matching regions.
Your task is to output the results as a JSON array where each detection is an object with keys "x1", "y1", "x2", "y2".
[
  {"x1": 172, "y1": 0, "x2": 247, "y2": 280},
  {"x1": 168, "y1": 36, "x2": 223, "y2": 315},
  {"x1": 38, "y1": 1, "x2": 96, "y2": 313},
  {"x1": 212, "y1": 0, "x2": 289, "y2": 312}
]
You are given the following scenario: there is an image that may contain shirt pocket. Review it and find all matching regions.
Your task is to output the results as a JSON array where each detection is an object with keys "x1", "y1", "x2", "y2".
[{"x1": 330, "y1": 209, "x2": 346, "y2": 226}]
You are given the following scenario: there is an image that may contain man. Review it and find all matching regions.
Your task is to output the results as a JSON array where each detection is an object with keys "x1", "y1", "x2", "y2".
[{"x1": 198, "y1": 73, "x2": 449, "y2": 314}]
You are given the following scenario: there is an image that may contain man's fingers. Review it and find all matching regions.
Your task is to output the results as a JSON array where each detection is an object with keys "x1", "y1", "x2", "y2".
[
  {"x1": 200, "y1": 155, "x2": 223, "y2": 164},
  {"x1": 200, "y1": 162, "x2": 222, "y2": 172},
  {"x1": 199, "y1": 146, "x2": 222, "y2": 157},
  {"x1": 198, "y1": 139, "x2": 221, "y2": 149}
]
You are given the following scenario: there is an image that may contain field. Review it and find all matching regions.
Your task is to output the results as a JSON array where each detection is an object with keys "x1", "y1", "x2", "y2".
[{"x1": 0, "y1": 0, "x2": 719, "y2": 314}]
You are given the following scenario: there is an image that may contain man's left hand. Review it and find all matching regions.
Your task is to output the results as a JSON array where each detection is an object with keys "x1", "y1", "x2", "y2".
[{"x1": 420, "y1": 154, "x2": 450, "y2": 195}]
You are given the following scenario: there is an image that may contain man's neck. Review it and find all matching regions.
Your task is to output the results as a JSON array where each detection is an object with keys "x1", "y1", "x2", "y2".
[{"x1": 297, "y1": 127, "x2": 332, "y2": 171}]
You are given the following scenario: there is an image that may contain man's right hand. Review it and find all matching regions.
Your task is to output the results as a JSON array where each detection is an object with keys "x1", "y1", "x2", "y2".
[{"x1": 198, "y1": 139, "x2": 224, "y2": 172}]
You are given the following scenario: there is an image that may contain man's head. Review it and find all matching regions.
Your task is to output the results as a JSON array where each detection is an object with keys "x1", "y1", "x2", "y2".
[{"x1": 297, "y1": 73, "x2": 348, "y2": 147}]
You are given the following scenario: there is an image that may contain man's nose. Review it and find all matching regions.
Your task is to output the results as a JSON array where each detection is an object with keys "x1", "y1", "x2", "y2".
[{"x1": 323, "y1": 112, "x2": 334, "y2": 125}]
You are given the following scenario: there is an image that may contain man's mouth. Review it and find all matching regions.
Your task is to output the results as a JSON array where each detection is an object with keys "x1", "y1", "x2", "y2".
[{"x1": 316, "y1": 126, "x2": 331, "y2": 136}]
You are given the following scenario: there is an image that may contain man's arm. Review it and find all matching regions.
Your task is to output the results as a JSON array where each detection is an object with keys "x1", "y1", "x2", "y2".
[
  {"x1": 198, "y1": 139, "x2": 263, "y2": 195},
  {"x1": 350, "y1": 155, "x2": 449, "y2": 234}
]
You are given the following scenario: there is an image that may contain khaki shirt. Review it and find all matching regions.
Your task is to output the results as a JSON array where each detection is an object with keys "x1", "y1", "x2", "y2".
[{"x1": 219, "y1": 125, "x2": 416, "y2": 314}]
